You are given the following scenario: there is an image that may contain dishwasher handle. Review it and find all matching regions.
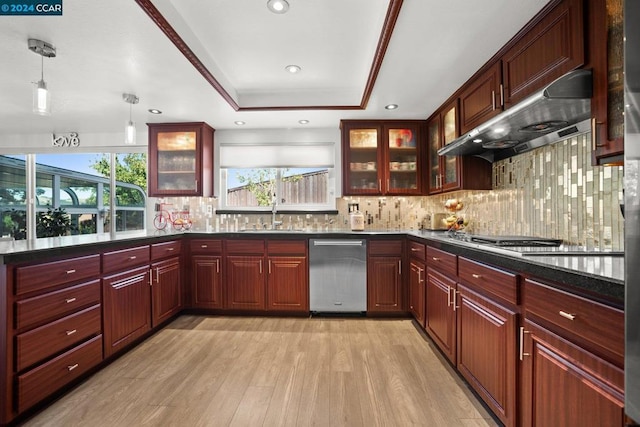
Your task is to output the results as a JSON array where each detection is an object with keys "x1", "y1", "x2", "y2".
[{"x1": 313, "y1": 240, "x2": 364, "y2": 247}]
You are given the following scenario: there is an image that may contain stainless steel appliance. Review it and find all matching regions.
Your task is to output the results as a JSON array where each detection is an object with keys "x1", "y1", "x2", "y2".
[
  {"x1": 309, "y1": 239, "x2": 367, "y2": 313},
  {"x1": 625, "y1": 0, "x2": 640, "y2": 421}
]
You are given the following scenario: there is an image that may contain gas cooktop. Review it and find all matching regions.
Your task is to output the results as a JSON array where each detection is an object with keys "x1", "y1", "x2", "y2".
[{"x1": 466, "y1": 235, "x2": 563, "y2": 247}]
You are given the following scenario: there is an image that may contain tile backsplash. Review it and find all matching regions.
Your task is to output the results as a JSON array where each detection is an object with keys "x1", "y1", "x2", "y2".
[{"x1": 154, "y1": 132, "x2": 624, "y2": 251}]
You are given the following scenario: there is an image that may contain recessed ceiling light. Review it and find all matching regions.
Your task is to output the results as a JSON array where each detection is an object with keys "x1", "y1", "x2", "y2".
[
  {"x1": 285, "y1": 65, "x2": 301, "y2": 74},
  {"x1": 385, "y1": 104, "x2": 398, "y2": 110},
  {"x1": 234, "y1": 121, "x2": 246, "y2": 126},
  {"x1": 298, "y1": 120, "x2": 309, "y2": 124},
  {"x1": 267, "y1": 0, "x2": 289, "y2": 14},
  {"x1": 148, "y1": 109, "x2": 162, "y2": 114}
]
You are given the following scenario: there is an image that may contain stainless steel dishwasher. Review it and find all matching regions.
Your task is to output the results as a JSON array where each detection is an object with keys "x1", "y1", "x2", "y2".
[{"x1": 309, "y1": 238, "x2": 367, "y2": 314}]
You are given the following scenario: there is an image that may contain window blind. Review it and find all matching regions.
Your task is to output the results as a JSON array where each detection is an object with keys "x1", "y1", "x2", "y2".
[{"x1": 219, "y1": 142, "x2": 335, "y2": 168}]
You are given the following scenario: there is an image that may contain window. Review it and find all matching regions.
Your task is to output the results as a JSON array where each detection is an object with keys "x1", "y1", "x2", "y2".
[
  {"x1": 219, "y1": 142, "x2": 335, "y2": 210},
  {"x1": 0, "y1": 153, "x2": 146, "y2": 240}
]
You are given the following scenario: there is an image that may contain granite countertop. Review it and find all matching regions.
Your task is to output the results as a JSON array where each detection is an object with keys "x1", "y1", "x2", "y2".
[{"x1": 0, "y1": 228, "x2": 624, "y2": 306}]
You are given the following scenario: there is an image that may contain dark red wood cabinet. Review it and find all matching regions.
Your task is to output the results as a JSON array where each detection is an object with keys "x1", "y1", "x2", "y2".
[
  {"x1": 151, "y1": 257, "x2": 182, "y2": 327},
  {"x1": 367, "y1": 240, "x2": 403, "y2": 313}
]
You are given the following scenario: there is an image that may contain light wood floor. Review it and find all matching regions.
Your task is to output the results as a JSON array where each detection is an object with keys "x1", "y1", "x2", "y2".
[{"x1": 22, "y1": 316, "x2": 499, "y2": 427}]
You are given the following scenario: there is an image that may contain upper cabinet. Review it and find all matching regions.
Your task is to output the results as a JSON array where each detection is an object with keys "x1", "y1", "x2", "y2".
[
  {"x1": 427, "y1": 101, "x2": 491, "y2": 194},
  {"x1": 460, "y1": 62, "x2": 503, "y2": 135},
  {"x1": 148, "y1": 122, "x2": 215, "y2": 197},
  {"x1": 341, "y1": 120, "x2": 424, "y2": 196},
  {"x1": 588, "y1": 0, "x2": 624, "y2": 165}
]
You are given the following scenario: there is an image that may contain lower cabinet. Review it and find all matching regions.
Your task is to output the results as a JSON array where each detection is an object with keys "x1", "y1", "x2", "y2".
[
  {"x1": 456, "y1": 283, "x2": 517, "y2": 427},
  {"x1": 102, "y1": 266, "x2": 151, "y2": 357},
  {"x1": 520, "y1": 319, "x2": 624, "y2": 427},
  {"x1": 408, "y1": 260, "x2": 425, "y2": 326},
  {"x1": 267, "y1": 256, "x2": 308, "y2": 312},
  {"x1": 226, "y1": 255, "x2": 266, "y2": 310},
  {"x1": 151, "y1": 257, "x2": 182, "y2": 327},
  {"x1": 367, "y1": 239, "x2": 404, "y2": 313},
  {"x1": 425, "y1": 267, "x2": 457, "y2": 363},
  {"x1": 192, "y1": 255, "x2": 223, "y2": 309}
]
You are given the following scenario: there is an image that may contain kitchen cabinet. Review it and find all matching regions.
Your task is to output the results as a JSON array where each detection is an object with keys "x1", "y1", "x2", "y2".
[
  {"x1": 147, "y1": 122, "x2": 214, "y2": 197},
  {"x1": 225, "y1": 240, "x2": 267, "y2": 311},
  {"x1": 266, "y1": 240, "x2": 308, "y2": 313},
  {"x1": 150, "y1": 257, "x2": 181, "y2": 327},
  {"x1": 459, "y1": 62, "x2": 503, "y2": 134},
  {"x1": 427, "y1": 102, "x2": 491, "y2": 194},
  {"x1": 456, "y1": 257, "x2": 519, "y2": 427},
  {"x1": 408, "y1": 240, "x2": 426, "y2": 325},
  {"x1": 520, "y1": 278, "x2": 624, "y2": 427},
  {"x1": 424, "y1": 246, "x2": 458, "y2": 364},
  {"x1": 190, "y1": 239, "x2": 224, "y2": 309},
  {"x1": 341, "y1": 120, "x2": 423, "y2": 195},
  {"x1": 8, "y1": 254, "x2": 103, "y2": 418},
  {"x1": 588, "y1": 0, "x2": 624, "y2": 165},
  {"x1": 102, "y1": 245, "x2": 151, "y2": 358},
  {"x1": 367, "y1": 239, "x2": 403, "y2": 313}
]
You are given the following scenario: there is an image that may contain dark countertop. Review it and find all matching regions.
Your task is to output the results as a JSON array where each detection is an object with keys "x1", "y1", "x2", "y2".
[{"x1": 0, "y1": 229, "x2": 624, "y2": 307}]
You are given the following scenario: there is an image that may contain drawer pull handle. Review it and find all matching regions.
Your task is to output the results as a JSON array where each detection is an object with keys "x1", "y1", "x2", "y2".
[
  {"x1": 472, "y1": 274, "x2": 482, "y2": 279},
  {"x1": 432, "y1": 257, "x2": 440, "y2": 261},
  {"x1": 66, "y1": 329, "x2": 77, "y2": 336},
  {"x1": 65, "y1": 297, "x2": 77, "y2": 304},
  {"x1": 559, "y1": 311, "x2": 576, "y2": 321},
  {"x1": 519, "y1": 327, "x2": 530, "y2": 360},
  {"x1": 129, "y1": 256, "x2": 137, "y2": 260},
  {"x1": 411, "y1": 247, "x2": 420, "y2": 252},
  {"x1": 201, "y1": 244, "x2": 208, "y2": 248},
  {"x1": 66, "y1": 269, "x2": 76, "y2": 274},
  {"x1": 67, "y1": 363, "x2": 79, "y2": 371},
  {"x1": 167, "y1": 247, "x2": 175, "y2": 251}
]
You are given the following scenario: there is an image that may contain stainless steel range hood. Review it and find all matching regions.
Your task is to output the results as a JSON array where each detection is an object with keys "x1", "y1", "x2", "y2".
[{"x1": 438, "y1": 69, "x2": 592, "y2": 162}]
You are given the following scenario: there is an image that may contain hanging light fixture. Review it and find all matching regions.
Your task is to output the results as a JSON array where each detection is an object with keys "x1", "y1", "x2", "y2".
[
  {"x1": 123, "y1": 93, "x2": 139, "y2": 145},
  {"x1": 267, "y1": 0, "x2": 289, "y2": 14},
  {"x1": 28, "y1": 39, "x2": 56, "y2": 116}
]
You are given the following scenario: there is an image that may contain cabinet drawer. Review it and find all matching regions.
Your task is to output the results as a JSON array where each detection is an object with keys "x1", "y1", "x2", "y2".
[
  {"x1": 267, "y1": 239, "x2": 307, "y2": 255},
  {"x1": 102, "y1": 245, "x2": 150, "y2": 274},
  {"x1": 458, "y1": 257, "x2": 518, "y2": 305},
  {"x1": 524, "y1": 279, "x2": 624, "y2": 364},
  {"x1": 408, "y1": 241, "x2": 425, "y2": 260},
  {"x1": 151, "y1": 240, "x2": 181, "y2": 261},
  {"x1": 368, "y1": 240, "x2": 403, "y2": 256},
  {"x1": 189, "y1": 239, "x2": 223, "y2": 254},
  {"x1": 426, "y1": 246, "x2": 457, "y2": 277},
  {"x1": 17, "y1": 335, "x2": 103, "y2": 413},
  {"x1": 15, "y1": 254, "x2": 100, "y2": 296},
  {"x1": 15, "y1": 279, "x2": 101, "y2": 331},
  {"x1": 226, "y1": 239, "x2": 265, "y2": 254},
  {"x1": 16, "y1": 305, "x2": 101, "y2": 372}
]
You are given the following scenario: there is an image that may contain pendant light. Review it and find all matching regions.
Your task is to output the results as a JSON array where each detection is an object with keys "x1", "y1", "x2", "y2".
[
  {"x1": 28, "y1": 39, "x2": 56, "y2": 116},
  {"x1": 123, "y1": 93, "x2": 139, "y2": 145}
]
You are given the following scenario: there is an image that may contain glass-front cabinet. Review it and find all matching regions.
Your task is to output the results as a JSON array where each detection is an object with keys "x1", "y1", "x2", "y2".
[
  {"x1": 341, "y1": 120, "x2": 423, "y2": 196},
  {"x1": 148, "y1": 122, "x2": 214, "y2": 197}
]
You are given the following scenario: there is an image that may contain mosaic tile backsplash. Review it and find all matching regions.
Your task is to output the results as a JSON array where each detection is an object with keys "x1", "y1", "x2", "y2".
[{"x1": 154, "y1": 132, "x2": 624, "y2": 251}]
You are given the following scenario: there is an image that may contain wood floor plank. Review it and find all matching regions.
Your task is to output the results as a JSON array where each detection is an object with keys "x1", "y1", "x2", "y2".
[{"x1": 21, "y1": 316, "x2": 498, "y2": 427}]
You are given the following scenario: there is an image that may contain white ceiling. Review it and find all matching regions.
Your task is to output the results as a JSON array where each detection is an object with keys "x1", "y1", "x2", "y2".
[{"x1": 0, "y1": 0, "x2": 550, "y2": 136}]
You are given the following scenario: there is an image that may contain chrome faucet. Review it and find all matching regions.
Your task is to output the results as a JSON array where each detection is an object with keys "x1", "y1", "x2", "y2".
[{"x1": 271, "y1": 194, "x2": 282, "y2": 230}]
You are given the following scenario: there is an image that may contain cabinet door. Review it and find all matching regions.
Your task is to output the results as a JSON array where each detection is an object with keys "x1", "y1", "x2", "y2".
[
  {"x1": 151, "y1": 257, "x2": 181, "y2": 327},
  {"x1": 426, "y1": 116, "x2": 442, "y2": 193},
  {"x1": 102, "y1": 267, "x2": 151, "y2": 357},
  {"x1": 425, "y1": 267, "x2": 456, "y2": 363},
  {"x1": 456, "y1": 283, "x2": 517, "y2": 427},
  {"x1": 342, "y1": 123, "x2": 383, "y2": 195},
  {"x1": 385, "y1": 124, "x2": 422, "y2": 195},
  {"x1": 440, "y1": 100, "x2": 461, "y2": 191},
  {"x1": 226, "y1": 256, "x2": 265, "y2": 310},
  {"x1": 501, "y1": 0, "x2": 584, "y2": 107},
  {"x1": 460, "y1": 62, "x2": 503, "y2": 134},
  {"x1": 192, "y1": 255, "x2": 223, "y2": 309},
  {"x1": 409, "y1": 261, "x2": 425, "y2": 326},
  {"x1": 367, "y1": 256, "x2": 402, "y2": 312},
  {"x1": 148, "y1": 122, "x2": 214, "y2": 197},
  {"x1": 267, "y1": 256, "x2": 308, "y2": 312},
  {"x1": 520, "y1": 319, "x2": 624, "y2": 427}
]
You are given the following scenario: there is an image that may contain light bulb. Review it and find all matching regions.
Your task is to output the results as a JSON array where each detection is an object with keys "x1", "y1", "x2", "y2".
[
  {"x1": 33, "y1": 79, "x2": 50, "y2": 115},
  {"x1": 125, "y1": 120, "x2": 136, "y2": 145}
]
